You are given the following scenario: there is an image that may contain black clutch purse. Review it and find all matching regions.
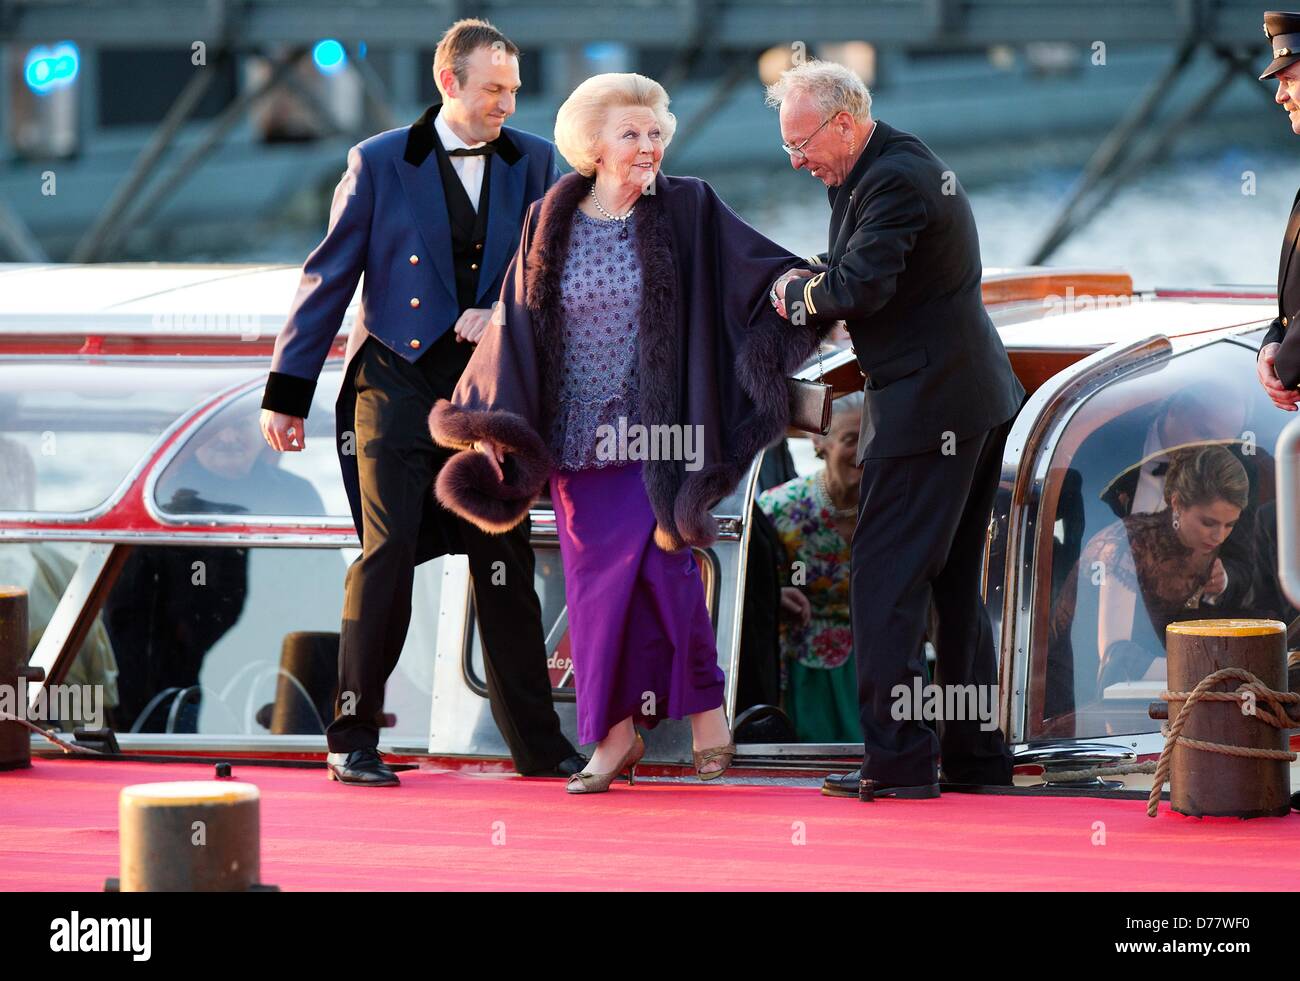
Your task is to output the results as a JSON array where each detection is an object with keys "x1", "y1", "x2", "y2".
[{"x1": 787, "y1": 346, "x2": 833, "y2": 435}]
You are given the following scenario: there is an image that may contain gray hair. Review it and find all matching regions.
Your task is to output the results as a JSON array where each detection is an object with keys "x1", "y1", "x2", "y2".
[
  {"x1": 812, "y1": 390, "x2": 864, "y2": 455},
  {"x1": 764, "y1": 59, "x2": 872, "y2": 123},
  {"x1": 554, "y1": 72, "x2": 676, "y2": 177},
  {"x1": 831, "y1": 390, "x2": 865, "y2": 421}
]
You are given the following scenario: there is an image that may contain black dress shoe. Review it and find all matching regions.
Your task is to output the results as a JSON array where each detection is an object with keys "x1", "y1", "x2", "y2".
[
  {"x1": 824, "y1": 767, "x2": 941, "y2": 800},
  {"x1": 326, "y1": 749, "x2": 400, "y2": 787},
  {"x1": 523, "y1": 753, "x2": 588, "y2": 778},
  {"x1": 822, "y1": 769, "x2": 863, "y2": 798},
  {"x1": 859, "y1": 777, "x2": 940, "y2": 801}
]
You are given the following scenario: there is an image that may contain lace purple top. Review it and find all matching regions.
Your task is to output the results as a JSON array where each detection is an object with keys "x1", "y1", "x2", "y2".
[{"x1": 549, "y1": 209, "x2": 642, "y2": 470}]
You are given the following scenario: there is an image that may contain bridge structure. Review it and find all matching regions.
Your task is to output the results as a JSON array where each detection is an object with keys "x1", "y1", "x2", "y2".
[
  {"x1": 0, "y1": 0, "x2": 1286, "y2": 263},
  {"x1": 0, "y1": 1, "x2": 1283, "y2": 48}
]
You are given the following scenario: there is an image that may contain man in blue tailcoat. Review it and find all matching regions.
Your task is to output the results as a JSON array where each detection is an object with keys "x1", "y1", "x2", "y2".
[{"x1": 260, "y1": 19, "x2": 581, "y2": 785}]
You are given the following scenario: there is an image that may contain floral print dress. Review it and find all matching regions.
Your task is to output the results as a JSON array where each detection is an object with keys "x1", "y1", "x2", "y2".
[{"x1": 757, "y1": 472, "x2": 861, "y2": 742}]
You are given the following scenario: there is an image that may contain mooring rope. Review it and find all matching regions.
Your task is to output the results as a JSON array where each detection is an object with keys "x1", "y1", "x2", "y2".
[
  {"x1": 1146, "y1": 668, "x2": 1299, "y2": 818},
  {"x1": 0, "y1": 711, "x2": 104, "y2": 755},
  {"x1": 1036, "y1": 760, "x2": 1157, "y2": 784}
]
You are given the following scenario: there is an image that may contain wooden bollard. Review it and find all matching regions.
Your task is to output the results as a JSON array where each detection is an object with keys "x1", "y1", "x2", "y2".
[
  {"x1": 0, "y1": 588, "x2": 33, "y2": 772},
  {"x1": 1164, "y1": 619, "x2": 1292, "y2": 818},
  {"x1": 119, "y1": 782, "x2": 261, "y2": 891}
]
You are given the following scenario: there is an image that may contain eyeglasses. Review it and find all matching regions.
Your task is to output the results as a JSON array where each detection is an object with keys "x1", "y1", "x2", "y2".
[{"x1": 780, "y1": 117, "x2": 832, "y2": 161}]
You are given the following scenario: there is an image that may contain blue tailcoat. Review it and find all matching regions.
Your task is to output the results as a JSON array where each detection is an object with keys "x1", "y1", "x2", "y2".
[{"x1": 261, "y1": 104, "x2": 561, "y2": 546}]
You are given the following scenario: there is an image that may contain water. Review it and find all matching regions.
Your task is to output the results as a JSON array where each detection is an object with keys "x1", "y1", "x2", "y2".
[
  {"x1": 218, "y1": 146, "x2": 1300, "y2": 292},
  {"x1": 742, "y1": 146, "x2": 1300, "y2": 291}
]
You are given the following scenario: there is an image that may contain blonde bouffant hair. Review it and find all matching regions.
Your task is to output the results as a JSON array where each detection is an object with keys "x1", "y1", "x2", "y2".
[{"x1": 554, "y1": 73, "x2": 676, "y2": 177}]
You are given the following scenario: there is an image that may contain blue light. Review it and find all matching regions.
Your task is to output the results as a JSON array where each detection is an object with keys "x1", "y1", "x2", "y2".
[
  {"x1": 24, "y1": 41, "x2": 80, "y2": 95},
  {"x1": 584, "y1": 43, "x2": 622, "y2": 63},
  {"x1": 313, "y1": 39, "x2": 347, "y2": 75}
]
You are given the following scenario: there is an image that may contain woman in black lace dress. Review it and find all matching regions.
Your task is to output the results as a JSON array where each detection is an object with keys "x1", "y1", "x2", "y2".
[{"x1": 1046, "y1": 444, "x2": 1249, "y2": 723}]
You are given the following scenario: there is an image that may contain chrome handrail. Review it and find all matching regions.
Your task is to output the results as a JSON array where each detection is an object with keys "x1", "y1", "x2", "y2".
[{"x1": 1275, "y1": 416, "x2": 1300, "y2": 610}]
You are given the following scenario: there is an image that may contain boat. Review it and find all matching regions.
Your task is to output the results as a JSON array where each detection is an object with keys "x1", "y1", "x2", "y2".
[{"x1": 1, "y1": 261, "x2": 1296, "y2": 892}]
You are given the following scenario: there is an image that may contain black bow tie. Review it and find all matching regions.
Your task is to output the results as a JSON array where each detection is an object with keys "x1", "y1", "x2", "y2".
[
  {"x1": 1150, "y1": 462, "x2": 1169, "y2": 477},
  {"x1": 447, "y1": 145, "x2": 495, "y2": 157}
]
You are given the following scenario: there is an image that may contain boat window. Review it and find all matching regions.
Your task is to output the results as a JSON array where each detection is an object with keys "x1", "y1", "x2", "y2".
[
  {"x1": 152, "y1": 368, "x2": 350, "y2": 520},
  {"x1": 0, "y1": 542, "x2": 116, "y2": 726},
  {"x1": 1028, "y1": 338, "x2": 1290, "y2": 740},
  {"x1": 0, "y1": 362, "x2": 255, "y2": 514},
  {"x1": 59, "y1": 543, "x2": 435, "y2": 746}
]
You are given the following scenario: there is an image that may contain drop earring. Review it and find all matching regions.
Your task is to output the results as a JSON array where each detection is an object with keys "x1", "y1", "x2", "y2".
[{"x1": 1172, "y1": 510, "x2": 1181, "y2": 530}]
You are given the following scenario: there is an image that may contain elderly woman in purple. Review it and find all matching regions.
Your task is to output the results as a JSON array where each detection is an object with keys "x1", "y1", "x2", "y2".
[{"x1": 430, "y1": 73, "x2": 819, "y2": 794}]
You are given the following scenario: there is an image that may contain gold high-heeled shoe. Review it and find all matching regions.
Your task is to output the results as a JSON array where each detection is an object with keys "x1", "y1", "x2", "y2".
[
  {"x1": 693, "y1": 735, "x2": 735, "y2": 781},
  {"x1": 566, "y1": 731, "x2": 645, "y2": 794}
]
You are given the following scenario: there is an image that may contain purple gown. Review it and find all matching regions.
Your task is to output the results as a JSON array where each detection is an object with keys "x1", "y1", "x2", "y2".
[
  {"x1": 548, "y1": 211, "x2": 723, "y2": 745},
  {"x1": 550, "y1": 461, "x2": 724, "y2": 745}
]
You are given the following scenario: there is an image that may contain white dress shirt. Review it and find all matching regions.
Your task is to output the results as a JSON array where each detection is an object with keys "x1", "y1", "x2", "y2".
[
  {"x1": 1131, "y1": 420, "x2": 1166, "y2": 516},
  {"x1": 434, "y1": 112, "x2": 488, "y2": 212}
]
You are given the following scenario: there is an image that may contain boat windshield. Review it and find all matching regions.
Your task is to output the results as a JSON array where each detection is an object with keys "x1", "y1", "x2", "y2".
[
  {"x1": 0, "y1": 360, "x2": 261, "y2": 515},
  {"x1": 152, "y1": 366, "x2": 349, "y2": 520},
  {"x1": 1028, "y1": 336, "x2": 1290, "y2": 740}
]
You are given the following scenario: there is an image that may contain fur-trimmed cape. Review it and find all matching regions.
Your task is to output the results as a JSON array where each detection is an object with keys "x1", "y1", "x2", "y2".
[{"x1": 429, "y1": 170, "x2": 819, "y2": 551}]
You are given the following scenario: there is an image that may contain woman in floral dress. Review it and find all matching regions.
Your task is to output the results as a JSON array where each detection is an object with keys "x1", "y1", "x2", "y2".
[{"x1": 758, "y1": 393, "x2": 863, "y2": 742}]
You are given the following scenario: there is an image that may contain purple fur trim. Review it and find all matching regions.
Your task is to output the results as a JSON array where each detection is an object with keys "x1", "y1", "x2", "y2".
[
  {"x1": 524, "y1": 173, "x2": 588, "y2": 436},
  {"x1": 669, "y1": 310, "x2": 818, "y2": 548},
  {"x1": 653, "y1": 523, "x2": 688, "y2": 553},
  {"x1": 735, "y1": 312, "x2": 820, "y2": 425},
  {"x1": 672, "y1": 463, "x2": 742, "y2": 547},
  {"x1": 435, "y1": 454, "x2": 534, "y2": 534},
  {"x1": 628, "y1": 191, "x2": 685, "y2": 553},
  {"x1": 428, "y1": 400, "x2": 554, "y2": 533}
]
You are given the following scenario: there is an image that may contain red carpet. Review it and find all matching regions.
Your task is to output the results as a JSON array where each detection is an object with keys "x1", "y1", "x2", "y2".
[{"x1": 2, "y1": 758, "x2": 1297, "y2": 891}]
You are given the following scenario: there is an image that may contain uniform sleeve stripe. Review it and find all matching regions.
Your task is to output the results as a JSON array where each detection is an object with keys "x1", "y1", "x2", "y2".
[{"x1": 804, "y1": 272, "x2": 824, "y2": 317}]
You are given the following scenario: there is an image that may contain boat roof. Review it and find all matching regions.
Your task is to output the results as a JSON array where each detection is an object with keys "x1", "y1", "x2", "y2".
[
  {"x1": 0, "y1": 262, "x2": 356, "y2": 338},
  {"x1": 993, "y1": 295, "x2": 1274, "y2": 350},
  {"x1": 0, "y1": 263, "x2": 1277, "y2": 351}
]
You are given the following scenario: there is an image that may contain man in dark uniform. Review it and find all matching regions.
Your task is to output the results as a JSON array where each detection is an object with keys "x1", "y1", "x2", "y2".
[
  {"x1": 1256, "y1": 10, "x2": 1300, "y2": 813},
  {"x1": 766, "y1": 60, "x2": 1025, "y2": 801},
  {"x1": 1257, "y1": 11, "x2": 1300, "y2": 413},
  {"x1": 259, "y1": 19, "x2": 582, "y2": 785}
]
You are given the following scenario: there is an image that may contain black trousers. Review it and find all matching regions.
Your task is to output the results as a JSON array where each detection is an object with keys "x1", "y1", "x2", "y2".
[
  {"x1": 850, "y1": 418, "x2": 1015, "y2": 786},
  {"x1": 325, "y1": 335, "x2": 575, "y2": 773}
]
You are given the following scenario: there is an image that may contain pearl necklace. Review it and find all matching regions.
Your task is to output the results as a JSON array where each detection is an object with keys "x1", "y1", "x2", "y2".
[
  {"x1": 818, "y1": 470, "x2": 857, "y2": 520},
  {"x1": 590, "y1": 184, "x2": 636, "y2": 222}
]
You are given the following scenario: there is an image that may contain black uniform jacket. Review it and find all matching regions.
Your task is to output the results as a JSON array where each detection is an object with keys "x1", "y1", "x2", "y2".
[{"x1": 783, "y1": 119, "x2": 1024, "y2": 462}]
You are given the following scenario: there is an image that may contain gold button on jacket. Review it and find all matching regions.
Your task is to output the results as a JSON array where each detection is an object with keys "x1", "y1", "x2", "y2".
[
  {"x1": 409, "y1": 297, "x2": 420, "y2": 308},
  {"x1": 409, "y1": 339, "x2": 421, "y2": 350},
  {"x1": 409, "y1": 254, "x2": 419, "y2": 265}
]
